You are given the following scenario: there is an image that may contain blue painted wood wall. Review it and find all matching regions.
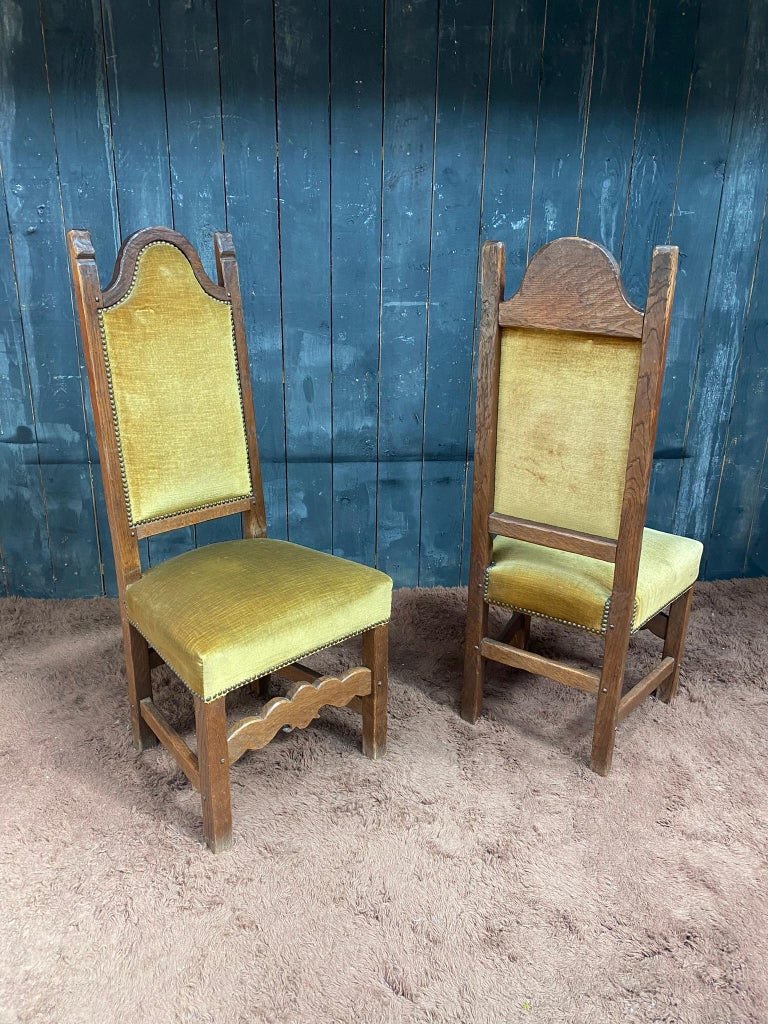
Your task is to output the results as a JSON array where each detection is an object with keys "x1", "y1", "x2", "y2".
[{"x1": 1, "y1": 0, "x2": 767, "y2": 597}]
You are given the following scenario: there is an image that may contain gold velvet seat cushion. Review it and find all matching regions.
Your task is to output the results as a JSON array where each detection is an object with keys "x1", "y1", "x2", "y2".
[
  {"x1": 486, "y1": 528, "x2": 702, "y2": 634},
  {"x1": 125, "y1": 539, "x2": 392, "y2": 701}
]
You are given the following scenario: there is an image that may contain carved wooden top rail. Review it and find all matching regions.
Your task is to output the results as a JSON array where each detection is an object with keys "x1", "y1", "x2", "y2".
[{"x1": 498, "y1": 236, "x2": 644, "y2": 339}]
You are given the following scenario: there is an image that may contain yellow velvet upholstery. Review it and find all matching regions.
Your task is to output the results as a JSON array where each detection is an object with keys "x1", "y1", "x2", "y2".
[
  {"x1": 486, "y1": 528, "x2": 703, "y2": 634},
  {"x1": 99, "y1": 242, "x2": 252, "y2": 527},
  {"x1": 125, "y1": 538, "x2": 392, "y2": 701},
  {"x1": 494, "y1": 327, "x2": 641, "y2": 539}
]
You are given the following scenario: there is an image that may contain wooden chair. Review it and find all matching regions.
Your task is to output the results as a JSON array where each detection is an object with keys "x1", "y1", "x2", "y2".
[
  {"x1": 68, "y1": 227, "x2": 390, "y2": 851},
  {"x1": 462, "y1": 236, "x2": 702, "y2": 775}
]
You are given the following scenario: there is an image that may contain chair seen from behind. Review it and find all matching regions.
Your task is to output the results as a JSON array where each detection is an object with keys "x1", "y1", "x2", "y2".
[{"x1": 463, "y1": 236, "x2": 702, "y2": 774}]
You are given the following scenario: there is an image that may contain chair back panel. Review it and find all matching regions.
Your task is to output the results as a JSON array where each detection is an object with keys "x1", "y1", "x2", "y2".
[
  {"x1": 98, "y1": 240, "x2": 253, "y2": 528},
  {"x1": 494, "y1": 326, "x2": 641, "y2": 540}
]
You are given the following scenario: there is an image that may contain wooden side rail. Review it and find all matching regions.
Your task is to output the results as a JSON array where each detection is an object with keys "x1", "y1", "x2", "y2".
[
  {"x1": 617, "y1": 657, "x2": 675, "y2": 722},
  {"x1": 642, "y1": 612, "x2": 669, "y2": 640},
  {"x1": 140, "y1": 698, "x2": 200, "y2": 790},
  {"x1": 488, "y1": 512, "x2": 617, "y2": 563},
  {"x1": 227, "y1": 666, "x2": 373, "y2": 765},
  {"x1": 480, "y1": 638, "x2": 600, "y2": 695}
]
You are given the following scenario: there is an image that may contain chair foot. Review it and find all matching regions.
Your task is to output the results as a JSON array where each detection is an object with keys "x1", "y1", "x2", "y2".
[
  {"x1": 361, "y1": 624, "x2": 388, "y2": 759},
  {"x1": 123, "y1": 620, "x2": 158, "y2": 751},
  {"x1": 657, "y1": 586, "x2": 694, "y2": 704},
  {"x1": 461, "y1": 645, "x2": 485, "y2": 724},
  {"x1": 194, "y1": 696, "x2": 233, "y2": 852}
]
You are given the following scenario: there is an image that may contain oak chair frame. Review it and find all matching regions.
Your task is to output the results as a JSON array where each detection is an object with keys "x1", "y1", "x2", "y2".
[
  {"x1": 68, "y1": 226, "x2": 387, "y2": 851},
  {"x1": 462, "y1": 236, "x2": 691, "y2": 775}
]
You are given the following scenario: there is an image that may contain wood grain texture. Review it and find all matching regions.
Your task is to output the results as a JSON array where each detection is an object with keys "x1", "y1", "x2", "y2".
[
  {"x1": 3, "y1": 1, "x2": 768, "y2": 594},
  {"x1": 0, "y1": 1, "x2": 102, "y2": 597},
  {"x1": 275, "y1": 0, "x2": 333, "y2": 553},
  {"x1": 195, "y1": 696, "x2": 232, "y2": 853},
  {"x1": 488, "y1": 513, "x2": 617, "y2": 563},
  {"x1": 418, "y1": 0, "x2": 492, "y2": 587},
  {"x1": 376, "y1": 0, "x2": 439, "y2": 586},
  {"x1": 461, "y1": 242, "x2": 504, "y2": 724},
  {"x1": 657, "y1": 585, "x2": 695, "y2": 703},
  {"x1": 361, "y1": 623, "x2": 388, "y2": 759},
  {"x1": 617, "y1": 657, "x2": 675, "y2": 722},
  {"x1": 480, "y1": 639, "x2": 601, "y2": 696},
  {"x1": 648, "y1": 0, "x2": 746, "y2": 534},
  {"x1": 217, "y1": 0, "x2": 288, "y2": 540},
  {"x1": 499, "y1": 237, "x2": 643, "y2": 338},
  {"x1": 227, "y1": 667, "x2": 373, "y2": 765},
  {"x1": 330, "y1": 0, "x2": 383, "y2": 566}
]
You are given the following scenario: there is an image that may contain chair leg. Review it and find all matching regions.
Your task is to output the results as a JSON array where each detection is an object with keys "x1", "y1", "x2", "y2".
[
  {"x1": 249, "y1": 675, "x2": 270, "y2": 700},
  {"x1": 123, "y1": 619, "x2": 157, "y2": 751},
  {"x1": 462, "y1": 588, "x2": 489, "y2": 724},
  {"x1": 591, "y1": 619, "x2": 632, "y2": 777},
  {"x1": 514, "y1": 613, "x2": 531, "y2": 650},
  {"x1": 361, "y1": 623, "x2": 388, "y2": 759},
  {"x1": 194, "y1": 696, "x2": 233, "y2": 853},
  {"x1": 657, "y1": 586, "x2": 695, "y2": 704}
]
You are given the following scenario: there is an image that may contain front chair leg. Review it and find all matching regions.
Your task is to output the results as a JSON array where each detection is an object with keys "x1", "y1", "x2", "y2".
[
  {"x1": 657, "y1": 586, "x2": 695, "y2": 704},
  {"x1": 361, "y1": 623, "x2": 388, "y2": 759},
  {"x1": 194, "y1": 696, "x2": 232, "y2": 853},
  {"x1": 123, "y1": 619, "x2": 157, "y2": 751}
]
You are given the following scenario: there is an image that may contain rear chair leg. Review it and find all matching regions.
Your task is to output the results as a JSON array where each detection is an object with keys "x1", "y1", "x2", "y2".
[
  {"x1": 462, "y1": 587, "x2": 489, "y2": 724},
  {"x1": 123, "y1": 619, "x2": 157, "y2": 751},
  {"x1": 361, "y1": 623, "x2": 388, "y2": 759},
  {"x1": 194, "y1": 695, "x2": 233, "y2": 853},
  {"x1": 591, "y1": 615, "x2": 632, "y2": 777},
  {"x1": 657, "y1": 586, "x2": 694, "y2": 704}
]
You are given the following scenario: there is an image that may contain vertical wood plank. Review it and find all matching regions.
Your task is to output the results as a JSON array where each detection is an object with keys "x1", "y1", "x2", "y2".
[
  {"x1": 576, "y1": 0, "x2": 648, "y2": 253},
  {"x1": 619, "y1": 0, "x2": 700, "y2": 532},
  {"x1": 0, "y1": 0, "x2": 102, "y2": 596},
  {"x1": 620, "y1": 0, "x2": 699, "y2": 305},
  {"x1": 274, "y1": 0, "x2": 333, "y2": 553},
  {"x1": 102, "y1": 0, "x2": 176, "y2": 571},
  {"x1": 40, "y1": 0, "x2": 122, "y2": 595},
  {"x1": 376, "y1": 0, "x2": 439, "y2": 586},
  {"x1": 652, "y1": 0, "x2": 747, "y2": 533},
  {"x1": 418, "y1": 0, "x2": 492, "y2": 587},
  {"x1": 459, "y1": 0, "x2": 546, "y2": 583},
  {"x1": 707, "y1": 199, "x2": 768, "y2": 576},
  {"x1": 0, "y1": 159, "x2": 53, "y2": 596},
  {"x1": 217, "y1": 0, "x2": 288, "y2": 540},
  {"x1": 527, "y1": 0, "x2": 599, "y2": 255},
  {"x1": 675, "y1": 0, "x2": 768, "y2": 556},
  {"x1": 330, "y1": 0, "x2": 383, "y2": 565},
  {"x1": 159, "y1": 0, "x2": 236, "y2": 550}
]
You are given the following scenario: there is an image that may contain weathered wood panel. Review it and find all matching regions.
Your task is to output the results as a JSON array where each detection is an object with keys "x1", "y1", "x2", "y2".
[{"x1": 1, "y1": 0, "x2": 766, "y2": 595}]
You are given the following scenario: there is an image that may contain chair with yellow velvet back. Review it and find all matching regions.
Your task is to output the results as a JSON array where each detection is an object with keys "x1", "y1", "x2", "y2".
[
  {"x1": 68, "y1": 226, "x2": 391, "y2": 851},
  {"x1": 463, "y1": 236, "x2": 702, "y2": 774}
]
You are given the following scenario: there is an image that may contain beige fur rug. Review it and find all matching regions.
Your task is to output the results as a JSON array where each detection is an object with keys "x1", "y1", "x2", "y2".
[{"x1": 1, "y1": 580, "x2": 766, "y2": 1023}]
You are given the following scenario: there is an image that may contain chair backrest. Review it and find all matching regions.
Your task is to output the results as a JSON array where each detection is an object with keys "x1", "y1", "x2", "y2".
[
  {"x1": 68, "y1": 227, "x2": 266, "y2": 593},
  {"x1": 469, "y1": 236, "x2": 677, "y2": 607}
]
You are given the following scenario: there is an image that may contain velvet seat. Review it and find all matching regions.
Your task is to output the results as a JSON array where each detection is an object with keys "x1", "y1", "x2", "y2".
[
  {"x1": 487, "y1": 528, "x2": 702, "y2": 635},
  {"x1": 126, "y1": 538, "x2": 392, "y2": 702}
]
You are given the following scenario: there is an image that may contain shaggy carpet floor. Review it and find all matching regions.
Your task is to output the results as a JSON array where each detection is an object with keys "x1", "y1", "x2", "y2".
[{"x1": 0, "y1": 580, "x2": 766, "y2": 1024}]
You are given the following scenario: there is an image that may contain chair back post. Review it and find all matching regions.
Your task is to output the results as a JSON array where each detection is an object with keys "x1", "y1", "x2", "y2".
[
  {"x1": 609, "y1": 245, "x2": 679, "y2": 621},
  {"x1": 467, "y1": 241, "x2": 506, "y2": 603},
  {"x1": 67, "y1": 229, "x2": 142, "y2": 596},
  {"x1": 213, "y1": 232, "x2": 267, "y2": 539}
]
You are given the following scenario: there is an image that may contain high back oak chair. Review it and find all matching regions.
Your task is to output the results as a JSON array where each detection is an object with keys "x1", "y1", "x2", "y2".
[
  {"x1": 463, "y1": 236, "x2": 702, "y2": 775},
  {"x1": 68, "y1": 227, "x2": 391, "y2": 851}
]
